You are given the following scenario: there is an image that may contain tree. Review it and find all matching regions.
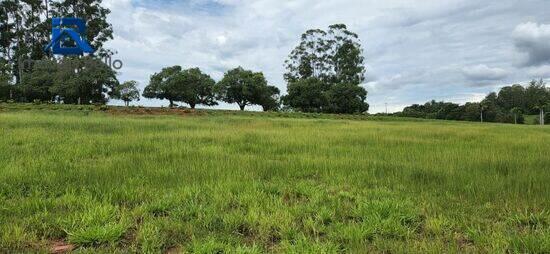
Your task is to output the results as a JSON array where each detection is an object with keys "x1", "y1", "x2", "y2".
[
  {"x1": 326, "y1": 83, "x2": 369, "y2": 114},
  {"x1": 396, "y1": 81, "x2": 547, "y2": 124},
  {"x1": 50, "y1": 0, "x2": 114, "y2": 56},
  {"x1": 525, "y1": 79, "x2": 549, "y2": 125},
  {"x1": 480, "y1": 92, "x2": 499, "y2": 122},
  {"x1": 216, "y1": 67, "x2": 269, "y2": 111},
  {"x1": 282, "y1": 78, "x2": 328, "y2": 113},
  {"x1": 143, "y1": 67, "x2": 217, "y2": 109},
  {"x1": 51, "y1": 56, "x2": 118, "y2": 104},
  {"x1": 0, "y1": 71, "x2": 11, "y2": 100},
  {"x1": 1, "y1": 0, "x2": 115, "y2": 89},
  {"x1": 497, "y1": 84, "x2": 526, "y2": 111},
  {"x1": 283, "y1": 24, "x2": 368, "y2": 113},
  {"x1": 19, "y1": 58, "x2": 57, "y2": 102},
  {"x1": 113, "y1": 80, "x2": 140, "y2": 106},
  {"x1": 258, "y1": 85, "x2": 280, "y2": 111},
  {"x1": 284, "y1": 24, "x2": 365, "y2": 85},
  {"x1": 510, "y1": 107, "x2": 523, "y2": 124},
  {"x1": 462, "y1": 102, "x2": 482, "y2": 122},
  {"x1": 1, "y1": 0, "x2": 26, "y2": 84},
  {"x1": 143, "y1": 66, "x2": 182, "y2": 108},
  {"x1": 170, "y1": 68, "x2": 217, "y2": 109}
]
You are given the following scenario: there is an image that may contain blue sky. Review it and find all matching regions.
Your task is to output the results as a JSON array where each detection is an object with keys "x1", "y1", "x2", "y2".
[{"x1": 103, "y1": 0, "x2": 550, "y2": 112}]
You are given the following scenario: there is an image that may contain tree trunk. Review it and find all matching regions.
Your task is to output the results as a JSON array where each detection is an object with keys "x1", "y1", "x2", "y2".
[
  {"x1": 514, "y1": 114, "x2": 517, "y2": 124},
  {"x1": 480, "y1": 110, "x2": 483, "y2": 123},
  {"x1": 78, "y1": 97, "x2": 81, "y2": 105},
  {"x1": 190, "y1": 103, "x2": 196, "y2": 109},
  {"x1": 239, "y1": 104, "x2": 245, "y2": 111},
  {"x1": 125, "y1": 101, "x2": 129, "y2": 107},
  {"x1": 542, "y1": 109, "x2": 545, "y2": 126},
  {"x1": 169, "y1": 99, "x2": 174, "y2": 108},
  {"x1": 44, "y1": 0, "x2": 49, "y2": 19}
]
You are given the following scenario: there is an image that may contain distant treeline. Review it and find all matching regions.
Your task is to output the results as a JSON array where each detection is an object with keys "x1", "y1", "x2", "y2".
[{"x1": 395, "y1": 79, "x2": 550, "y2": 125}]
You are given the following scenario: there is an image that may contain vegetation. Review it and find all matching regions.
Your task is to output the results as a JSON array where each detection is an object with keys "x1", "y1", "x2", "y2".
[
  {"x1": 282, "y1": 24, "x2": 369, "y2": 114},
  {"x1": 0, "y1": 0, "x2": 115, "y2": 104},
  {"x1": 1, "y1": 3, "x2": 369, "y2": 115},
  {"x1": 112, "y1": 81, "x2": 140, "y2": 107},
  {"x1": 398, "y1": 79, "x2": 550, "y2": 125},
  {"x1": 0, "y1": 0, "x2": 113, "y2": 83},
  {"x1": 143, "y1": 66, "x2": 218, "y2": 109},
  {"x1": 215, "y1": 67, "x2": 278, "y2": 111},
  {"x1": 0, "y1": 105, "x2": 549, "y2": 253}
]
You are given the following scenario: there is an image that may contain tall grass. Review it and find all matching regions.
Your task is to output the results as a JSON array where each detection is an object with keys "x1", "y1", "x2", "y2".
[{"x1": 0, "y1": 109, "x2": 549, "y2": 253}]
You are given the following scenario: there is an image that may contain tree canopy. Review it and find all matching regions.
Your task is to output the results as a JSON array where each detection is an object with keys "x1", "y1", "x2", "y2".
[
  {"x1": 0, "y1": 0, "x2": 116, "y2": 104},
  {"x1": 51, "y1": 57, "x2": 118, "y2": 104},
  {"x1": 143, "y1": 66, "x2": 218, "y2": 109},
  {"x1": 112, "y1": 80, "x2": 140, "y2": 106},
  {"x1": 143, "y1": 66, "x2": 182, "y2": 107},
  {"x1": 397, "y1": 80, "x2": 550, "y2": 124},
  {"x1": 283, "y1": 24, "x2": 368, "y2": 114},
  {"x1": 216, "y1": 67, "x2": 275, "y2": 111},
  {"x1": 171, "y1": 68, "x2": 217, "y2": 109}
]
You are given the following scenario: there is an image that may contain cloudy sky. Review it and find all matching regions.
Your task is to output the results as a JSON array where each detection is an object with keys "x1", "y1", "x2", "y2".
[{"x1": 103, "y1": 0, "x2": 550, "y2": 112}]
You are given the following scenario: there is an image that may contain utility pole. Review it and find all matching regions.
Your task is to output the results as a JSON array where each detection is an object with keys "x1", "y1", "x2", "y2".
[{"x1": 385, "y1": 103, "x2": 388, "y2": 115}]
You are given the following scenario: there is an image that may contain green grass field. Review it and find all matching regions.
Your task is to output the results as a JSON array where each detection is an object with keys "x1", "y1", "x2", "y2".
[{"x1": 1, "y1": 106, "x2": 549, "y2": 253}]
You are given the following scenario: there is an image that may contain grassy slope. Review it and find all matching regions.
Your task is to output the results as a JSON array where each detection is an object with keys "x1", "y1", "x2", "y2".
[{"x1": 0, "y1": 108, "x2": 549, "y2": 253}]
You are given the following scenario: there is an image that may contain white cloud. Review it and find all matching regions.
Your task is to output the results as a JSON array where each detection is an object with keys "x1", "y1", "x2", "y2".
[
  {"x1": 527, "y1": 65, "x2": 550, "y2": 78},
  {"x1": 101, "y1": 0, "x2": 550, "y2": 112},
  {"x1": 513, "y1": 22, "x2": 550, "y2": 66},
  {"x1": 462, "y1": 65, "x2": 508, "y2": 81}
]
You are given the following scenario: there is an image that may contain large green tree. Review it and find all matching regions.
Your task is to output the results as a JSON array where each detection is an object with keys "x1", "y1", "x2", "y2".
[
  {"x1": 143, "y1": 66, "x2": 182, "y2": 108},
  {"x1": 51, "y1": 56, "x2": 118, "y2": 104},
  {"x1": 462, "y1": 102, "x2": 482, "y2": 122},
  {"x1": 19, "y1": 58, "x2": 57, "y2": 102},
  {"x1": 326, "y1": 83, "x2": 368, "y2": 114},
  {"x1": 283, "y1": 24, "x2": 368, "y2": 113},
  {"x1": 170, "y1": 68, "x2": 217, "y2": 109},
  {"x1": 480, "y1": 92, "x2": 499, "y2": 123},
  {"x1": 49, "y1": 0, "x2": 114, "y2": 56},
  {"x1": 497, "y1": 84, "x2": 526, "y2": 111},
  {"x1": 284, "y1": 24, "x2": 365, "y2": 84},
  {"x1": 143, "y1": 66, "x2": 217, "y2": 109},
  {"x1": 0, "y1": 0, "x2": 117, "y2": 105},
  {"x1": 216, "y1": 67, "x2": 273, "y2": 111},
  {"x1": 1, "y1": 0, "x2": 114, "y2": 87},
  {"x1": 258, "y1": 85, "x2": 280, "y2": 111},
  {"x1": 525, "y1": 79, "x2": 548, "y2": 125},
  {"x1": 283, "y1": 78, "x2": 328, "y2": 113}
]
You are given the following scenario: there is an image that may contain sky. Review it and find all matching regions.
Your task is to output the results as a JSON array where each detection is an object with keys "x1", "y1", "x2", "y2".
[{"x1": 102, "y1": 0, "x2": 550, "y2": 113}]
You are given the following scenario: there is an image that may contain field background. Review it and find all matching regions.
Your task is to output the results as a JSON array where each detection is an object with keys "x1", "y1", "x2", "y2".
[{"x1": 1, "y1": 105, "x2": 549, "y2": 253}]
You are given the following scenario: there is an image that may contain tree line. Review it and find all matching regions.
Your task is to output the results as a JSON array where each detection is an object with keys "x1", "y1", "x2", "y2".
[
  {"x1": 1, "y1": 0, "x2": 547, "y2": 121},
  {"x1": 2, "y1": 13, "x2": 371, "y2": 114},
  {"x1": 141, "y1": 24, "x2": 368, "y2": 113},
  {"x1": 0, "y1": 0, "x2": 116, "y2": 103},
  {"x1": 142, "y1": 66, "x2": 279, "y2": 111},
  {"x1": 396, "y1": 79, "x2": 550, "y2": 125},
  {"x1": 0, "y1": 0, "x2": 367, "y2": 113}
]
